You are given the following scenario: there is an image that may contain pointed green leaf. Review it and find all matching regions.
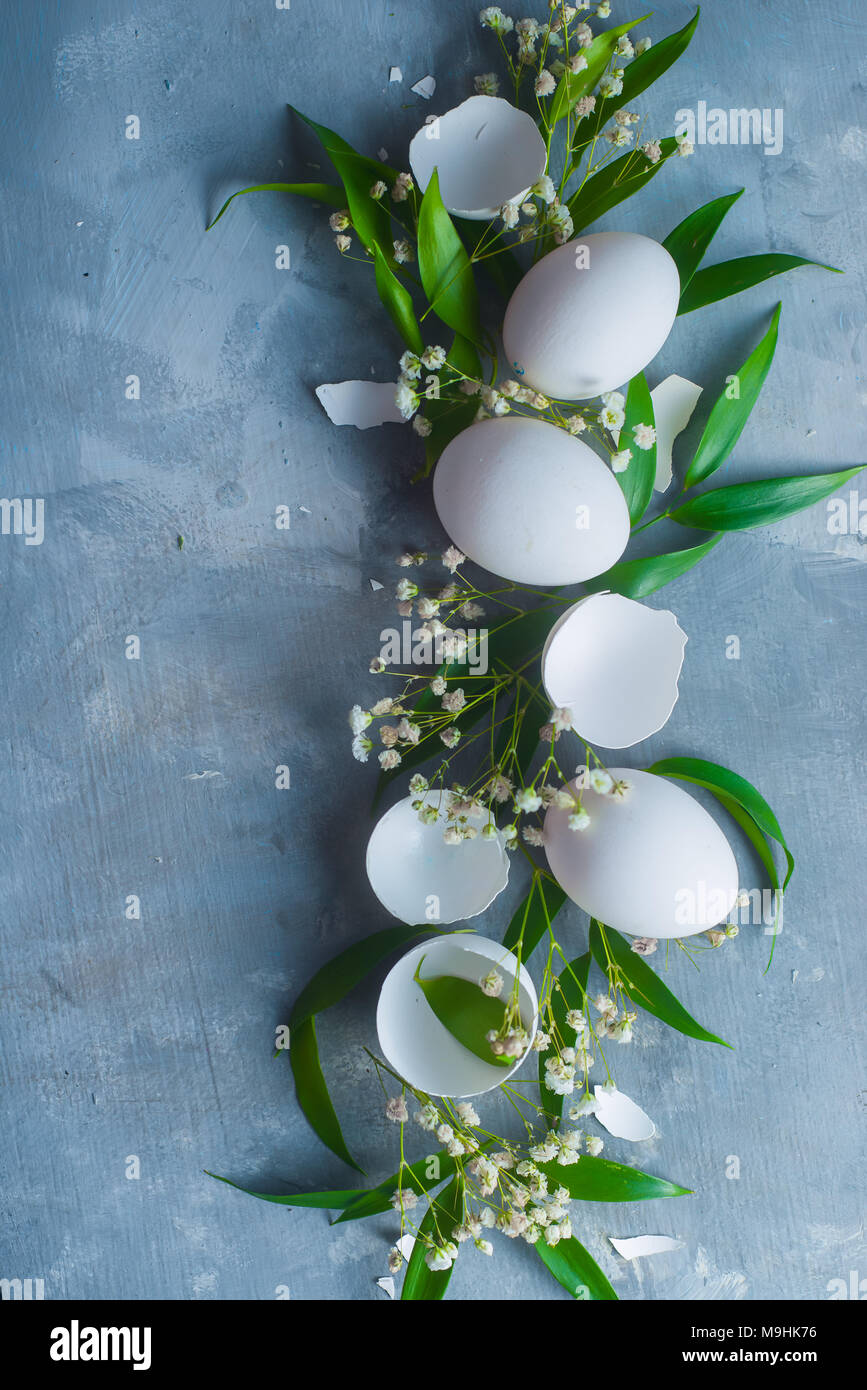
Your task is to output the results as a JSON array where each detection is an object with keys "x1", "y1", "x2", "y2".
[
  {"x1": 540, "y1": 952, "x2": 591, "y2": 1126},
  {"x1": 414, "y1": 957, "x2": 512, "y2": 1067},
  {"x1": 335, "y1": 1150, "x2": 463, "y2": 1224},
  {"x1": 291, "y1": 925, "x2": 445, "y2": 1030},
  {"x1": 615, "y1": 372, "x2": 657, "y2": 523},
  {"x1": 536, "y1": 1236, "x2": 619, "y2": 1299},
  {"x1": 416, "y1": 333, "x2": 482, "y2": 478},
  {"x1": 502, "y1": 876, "x2": 567, "y2": 958},
  {"x1": 678, "y1": 252, "x2": 841, "y2": 315},
  {"x1": 589, "y1": 921, "x2": 730, "y2": 1047},
  {"x1": 418, "y1": 169, "x2": 483, "y2": 347},
  {"x1": 207, "y1": 181, "x2": 346, "y2": 230},
  {"x1": 290, "y1": 106, "x2": 396, "y2": 263},
  {"x1": 582, "y1": 534, "x2": 723, "y2": 599},
  {"x1": 670, "y1": 466, "x2": 865, "y2": 531},
  {"x1": 290, "y1": 1016, "x2": 365, "y2": 1172},
  {"x1": 373, "y1": 243, "x2": 424, "y2": 353},
  {"x1": 662, "y1": 188, "x2": 744, "y2": 293},
  {"x1": 205, "y1": 1171, "x2": 362, "y2": 1209},
  {"x1": 684, "y1": 304, "x2": 780, "y2": 489},
  {"x1": 401, "y1": 1176, "x2": 464, "y2": 1300},
  {"x1": 569, "y1": 139, "x2": 675, "y2": 233},
  {"x1": 537, "y1": 1152, "x2": 691, "y2": 1201},
  {"x1": 549, "y1": 15, "x2": 651, "y2": 127}
]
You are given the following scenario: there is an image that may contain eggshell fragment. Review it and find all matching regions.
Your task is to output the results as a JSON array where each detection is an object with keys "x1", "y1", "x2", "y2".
[
  {"x1": 650, "y1": 374, "x2": 703, "y2": 492},
  {"x1": 366, "y1": 795, "x2": 509, "y2": 925},
  {"x1": 433, "y1": 416, "x2": 630, "y2": 585},
  {"x1": 541, "y1": 593, "x2": 687, "y2": 748},
  {"x1": 315, "y1": 381, "x2": 403, "y2": 429},
  {"x1": 503, "y1": 232, "x2": 681, "y2": 400},
  {"x1": 593, "y1": 1085, "x2": 656, "y2": 1141},
  {"x1": 376, "y1": 934, "x2": 538, "y2": 1096},
  {"x1": 409, "y1": 95, "x2": 546, "y2": 220},
  {"x1": 543, "y1": 769, "x2": 738, "y2": 938},
  {"x1": 609, "y1": 1235, "x2": 684, "y2": 1260}
]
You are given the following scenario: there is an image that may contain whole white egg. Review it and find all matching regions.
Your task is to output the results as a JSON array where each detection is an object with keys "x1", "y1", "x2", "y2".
[
  {"x1": 543, "y1": 769, "x2": 738, "y2": 938},
  {"x1": 432, "y1": 416, "x2": 630, "y2": 585},
  {"x1": 503, "y1": 232, "x2": 681, "y2": 400}
]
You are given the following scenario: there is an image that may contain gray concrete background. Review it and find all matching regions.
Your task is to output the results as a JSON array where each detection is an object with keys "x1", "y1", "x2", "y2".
[{"x1": 1, "y1": 0, "x2": 864, "y2": 1301}]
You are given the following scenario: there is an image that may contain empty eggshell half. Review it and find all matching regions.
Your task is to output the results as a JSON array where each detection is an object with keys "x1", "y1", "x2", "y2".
[
  {"x1": 409, "y1": 95, "x2": 547, "y2": 220},
  {"x1": 376, "y1": 933, "x2": 538, "y2": 1096},
  {"x1": 433, "y1": 416, "x2": 630, "y2": 585},
  {"x1": 366, "y1": 795, "x2": 509, "y2": 925},
  {"x1": 543, "y1": 769, "x2": 738, "y2": 938},
  {"x1": 593, "y1": 1085, "x2": 656, "y2": 1142},
  {"x1": 541, "y1": 593, "x2": 687, "y2": 748},
  {"x1": 503, "y1": 232, "x2": 681, "y2": 400}
]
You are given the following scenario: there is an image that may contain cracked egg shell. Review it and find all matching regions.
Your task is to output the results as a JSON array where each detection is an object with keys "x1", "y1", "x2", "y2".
[
  {"x1": 503, "y1": 232, "x2": 681, "y2": 400},
  {"x1": 544, "y1": 769, "x2": 738, "y2": 938},
  {"x1": 409, "y1": 95, "x2": 547, "y2": 220},
  {"x1": 432, "y1": 416, "x2": 630, "y2": 585}
]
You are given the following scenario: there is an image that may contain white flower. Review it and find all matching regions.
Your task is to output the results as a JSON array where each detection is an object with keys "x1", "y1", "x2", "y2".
[
  {"x1": 635, "y1": 36, "x2": 652, "y2": 56},
  {"x1": 479, "y1": 5, "x2": 513, "y2": 30},
  {"x1": 385, "y1": 1095, "x2": 409, "y2": 1123},
  {"x1": 575, "y1": 22, "x2": 593, "y2": 48},
  {"x1": 430, "y1": 676, "x2": 447, "y2": 696},
  {"x1": 456, "y1": 1101, "x2": 480, "y2": 1126},
  {"x1": 395, "y1": 381, "x2": 419, "y2": 420},
  {"x1": 370, "y1": 180, "x2": 387, "y2": 200},
  {"x1": 568, "y1": 808, "x2": 590, "y2": 831},
  {"x1": 393, "y1": 238, "x2": 415, "y2": 264},
  {"x1": 535, "y1": 69, "x2": 557, "y2": 97},
  {"x1": 567, "y1": 53, "x2": 588, "y2": 74},
  {"x1": 643, "y1": 139, "x2": 662, "y2": 164},
  {"x1": 422, "y1": 345, "x2": 447, "y2": 371},
  {"x1": 436, "y1": 1123, "x2": 454, "y2": 1146},
  {"x1": 585, "y1": 1135, "x2": 604, "y2": 1156},
  {"x1": 598, "y1": 71, "x2": 624, "y2": 98},
  {"x1": 551, "y1": 707, "x2": 573, "y2": 732},
  {"x1": 481, "y1": 969, "x2": 504, "y2": 998},
  {"x1": 544, "y1": 1056, "x2": 576, "y2": 1096},
  {"x1": 412, "y1": 414, "x2": 432, "y2": 437},
  {"x1": 474, "y1": 71, "x2": 500, "y2": 95},
  {"x1": 415, "y1": 1101, "x2": 439, "y2": 1130},
  {"x1": 615, "y1": 36, "x2": 634, "y2": 58},
  {"x1": 442, "y1": 545, "x2": 466, "y2": 573},
  {"x1": 396, "y1": 578, "x2": 418, "y2": 601},
  {"x1": 633, "y1": 422, "x2": 656, "y2": 450},
  {"x1": 379, "y1": 749, "x2": 401, "y2": 770},
  {"x1": 595, "y1": 1, "x2": 611, "y2": 16},
  {"x1": 592, "y1": 992, "x2": 617, "y2": 1017},
  {"x1": 389, "y1": 1186, "x2": 418, "y2": 1210},
  {"x1": 387, "y1": 1246, "x2": 404, "y2": 1272},
  {"x1": 500, "y1": 201, "x2": 520, "y2": 229},
  {"x1": 531, "y1": 175, "x2": 557, "y2": 204},
  {"x1": 568, "y1": 1094, "x2": 598, "y2": 1120},
  {"x1": 523, "y1": 826, "x2": 545, "y2": 847},
  {"x1": 565, "y1": 413, "x2": 586, "y2": 434},
  {"x1": 589, "y1": 768, "x2": 614, "y2": 795},
  {"x1": 599, "y1": 402, "x2": 625, "y2": 431},
  {"x1": 400, "y1": 351, "x2": 422, "y2": 380},
  {"x1": 348, "y1": 704, "x2": 371, "y2": 734},
  {"x1": 441, "y1": 687, "x2": 466, "y2": 712},
  {"x1": 425, "y1": 1241, "x2": 458, "y2": 1272},
  {"x1": 605, "y1": 126, "x2": 633, "y2": 148},
  {"x1": 329, "y1": 210, "x2": 350, "y2": 232},
  {"x1": 631, "y1": 936, "x2": 658, "y2": 956},
  {"x1": 351, "y1": 734, "x2": 371, "y2": 763},
  {"x1": 334, "y1": 234, "x2": 351, "y2": 253},
  {"x1": 574, "y1": 95, "x2": 596, "y2": 118},
  {"x1": 391, "y1": 171, "x2": 414, "y2": 201},
  {"x1": 514, "y1": 788, "x2": 542, "y2": 813},
  {"x1": 611, "y1": 449, "x2": 632, "y2": 473},
  {"x1": 676, "y1": 132, "x2": 694, "y2": 156}
]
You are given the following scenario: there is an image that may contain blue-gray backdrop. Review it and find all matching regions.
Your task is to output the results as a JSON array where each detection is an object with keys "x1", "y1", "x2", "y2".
[{"x1": 1, "y1": 0, "x2": 864, "y2": 1301}]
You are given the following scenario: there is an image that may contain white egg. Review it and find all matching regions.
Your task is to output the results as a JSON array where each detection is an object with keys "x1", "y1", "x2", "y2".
[
  {"x1": 376, "y1": 934, "x2": 538, "y2": 1097},
  {"x1": 366, "y1": 795, "x2": 509, "y2": 925},
  {"x1": 541, "y1": 593, "x2": 687, "y2": 747},
  {"x1": 544, "y1": 769, "x2": 738, "y2": 938},
  {"x1": 409, "y1": 95, "x2": 547, "y2": 220},
  {"x1": 432, "y1": 416, "x2": 630, "y2": 585},
  {"x1": 503, "y1": 232, "x2": 681, "y2": 400}
]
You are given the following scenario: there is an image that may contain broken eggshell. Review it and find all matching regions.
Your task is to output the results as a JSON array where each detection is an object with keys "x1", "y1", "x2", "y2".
[
  {"x1": 409, "y1": 95, "x2": 547, "y2": 220},
  {"x1": 608, "y1": 1235, "x2": 684, "y2": 1260},
  {"x1": 366, "y1": 795, "x2": 509, "y2": 925},
  {"x1": 650, "y1": 374, "x2": 703, "y2": 492},
  {"x1": 544, "y1": 769, "x2": 738, "y2": 938},
  {"x1": 433, "y1": 416, "x2": 630, "y2": 585},
  {"x1": 315, "y1": 381, "x2": 403, "y2": 430},
  {"x1": 503, "y1": 232, "x2": 681, "y2": 400},
  {"x1": 593, "y1": 1085, "x2": 656, "y2": 1142},
  {"x1": 541, "y1": 593, "x2": 687, "y2": 748},
  {"x1": 376, "y1": 934, "x2": 538, "y2": 1097}
]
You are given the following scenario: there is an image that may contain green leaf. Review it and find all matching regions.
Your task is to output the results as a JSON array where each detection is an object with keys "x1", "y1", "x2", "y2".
[
  {"x1": 662, "y1": 188, "x2": 744, "y2": 294},
  {"x1": 570, "y1": 9, "x2": 699, "y2": 158},
  {"x1": 549, "y1": 15, "x2": 651, "y2": 127},
  {"x1": 289, "y1": 106, "x2": 395, "y2": 263},
  {"x1": 289, "y1": 1016, "x2": 365, "y2": 1172},
  {"x1": 670, "y1": 466, "x2": 865, "y2": 531},
  {"x1": 537, "y1": 1152, "x2": 691, "y2": 1201},
  {"x1": 414, "y1": 956, "x2": 512, "y2": 1067},
  {"x1": 291, "y1": 925, "x2": 445, "y2": 1029},
  {"x1": 615, "y1": 372, "x2": 657, "y2": 523},
  {"x1": 502, "y1": 876, "x2": 567, "y2": 959},
  {"x1": 589, "y1": 921, "x2": 730, "y2": 1047},
  {"x1": 678, "y1": 252, "x2": 841, "y2": 315},
  {"x1": 582, "y1": 534, "x2": 723, "y2": 599},
  {"x1": 206, "y1": 181, "x2": 345, "y2": 230},
  {"x1": 540, "y1": 952, "x2": 591, "y2": 1126},
  {"x1": 569, "y1": 139, "x2": 675, "y2": 233},
  {"x1": 536, "y1": 1236, "x2": 619, "y2": 1300},
  {"x1": 401, "y1": 1176, "x2": 464, "y2": 1300},
  {"x1": 418, "y1": 169, "x2": 483, "y2": 347},
  {"x1": 683, "y1": 304, "x2": 780, "y2": 489},
  {"x1": 647, "y1": 756, "x2": 794, "y2": 893},
  {"x1": 205, "y1": 1171, "x2": 362, "y2": 1209},
  {"x1": 373, "y1": 243, "x2": 424, "y2": 353},
  {"x1": 335, "y1": 1151, "x2": 463, "y2": 1224}
]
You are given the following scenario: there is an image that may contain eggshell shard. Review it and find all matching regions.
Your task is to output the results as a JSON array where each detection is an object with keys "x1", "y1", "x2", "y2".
[
  {"x1": 503, "y1": 232, "x2": 681, "y2": 400},
  {"x1": 376, "y1": 934, "x2": 538, "y2": 1096},
  {"x1": 433, "y1": 416, "x2": 630, "y2": 585},
  {"x1": 650, "y1": 374, "x2": 703, "y2": 492},
  {"x1": 541, "y1": 593, "x2": 687, "y2": 748},
  {"x1": 409, "y1": 95, "x2": 547, "y2": 220},
  {"x1": 366, "y1": 795, "x2": 509, "y2": 925},
  {"x1": 543, "y1": 769, "x2": 738, "y2": 938},
  {"x1": 593, "y1": 1085, "x2": 656, "y2": 1141},
  {"x1": 315, "y1": 380, "x2": 403, "y2": 429},
  {"x1": 609, "y1": 1235, "x2": 684, "y2": 1260}
]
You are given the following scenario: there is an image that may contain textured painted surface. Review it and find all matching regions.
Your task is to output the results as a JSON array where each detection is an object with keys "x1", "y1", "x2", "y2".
[{"x1": 1, "y1": 0, "x2": 865, "y2": 1301}]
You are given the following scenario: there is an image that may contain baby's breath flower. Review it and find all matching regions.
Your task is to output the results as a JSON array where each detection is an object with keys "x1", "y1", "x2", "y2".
[
  {"x1": 565, "y1": 413, "x2": 586, "y2": 434},
  {"x1": 568, "y1": 53, "x2": 588, "y2": 74},
  {"x1": 329, "y1": 210, "x2": 351, "y2": 232},
  {"x1": 474, "y1": 71, "x2": 500, "y2": 95},
  {"x1": 643, "y1": 139, "x2": 662, "y2": 164},
  {"x1": 568, "y1": 808, "x2": 591, "y2": 831},
  {"x1": 611, "y1": 448, "x2": 632, "y2": 473},
  {"x1": 633, "y1": 422, "x2": 656, "y2": 449},
  {"x1": 598, "y1": 71, "x2": 624, "y2": 98},
  {"x1": 422, "y1": 345, "x2": 447, "y2": 370},
  {"x1": 676, "y1": 132, "x2": 695, "y2": 156},
  {"x1": 334, "y1": 234, "x2": 351, "y2": 253},
  {"x1": 395, "y1": 380, "x2": 419, "y2": 420},
  {"x1": 393, "y1": 238, "x2": 415, "y2": 264},
  {"x1": 531, "y1": 175, "x2": 557, "y2": 204},
  {"x1": 370, "y1": 180, "x2": 387, "y2": 200},
  {"x1": 631, "y1": 936, "x2": 658, "y2": 956},
  {"x1": 351, "y1": 734, "x2": 372, "y2": 763},
  {"x1": 442, "y1": 545, "x2": 466, "y2": 573},
  {"x1": 589, "y1": 767, "x2": 614, "y2": 794},
  {"x1": 479, "y1": 6, "x2": 513, "y2": 31},
  {"x1": 635, "y1": 36, "x2": 652, "y2": 55},
  {"x1": 391, "y1": 171, "x2": 414, "y2": 202},
  {"x1": 385, "y1": 1095, "x2": 409, "y2": 1123},
  {"x1": 379, "y1": 748, "x2": 401, "y2": 770},
  {"x1": 535, "y1": 69, "x2": 557, "y2": 97},
  {"x1": 412, "y1": 414, "x2": 432, "y2": 437},
  {"x1": 574, "y1": 94, "x2": 596, "y2": 118}
]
